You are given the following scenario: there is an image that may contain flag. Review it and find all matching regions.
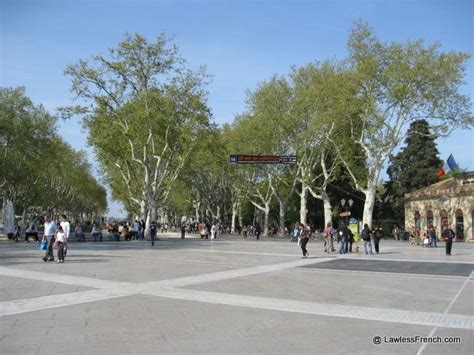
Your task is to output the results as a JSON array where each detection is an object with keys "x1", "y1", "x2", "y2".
[
  {"x1": 447, "y1": 154, "x2": 458, "y2": 171},
  {"x1": 437, "y1": 154, "x2": 458, "y2": 178}
]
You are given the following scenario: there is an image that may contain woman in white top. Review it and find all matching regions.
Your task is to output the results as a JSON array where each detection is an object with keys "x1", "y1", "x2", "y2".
[
  {"x1": 59, "y1": 214, "x2": 70, "y2": 255},
  {"x1": 211, "y1": 224, "x2": 216, "y2": 240}
]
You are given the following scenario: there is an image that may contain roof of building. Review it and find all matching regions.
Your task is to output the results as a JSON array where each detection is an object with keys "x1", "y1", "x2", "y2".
[{"x1": 405, "y1": 172, "x2": 474, "y2": 200}]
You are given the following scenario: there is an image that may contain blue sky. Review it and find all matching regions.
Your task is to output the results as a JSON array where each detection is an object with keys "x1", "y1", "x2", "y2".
[{"x1": 1, "y1": 0, "x2": 473, "y2": 217}]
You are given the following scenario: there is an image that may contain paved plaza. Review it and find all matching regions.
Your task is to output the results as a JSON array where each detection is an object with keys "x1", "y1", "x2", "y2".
[{"x1": 0, "y1": 235, "x2": 473, "y2": 354}]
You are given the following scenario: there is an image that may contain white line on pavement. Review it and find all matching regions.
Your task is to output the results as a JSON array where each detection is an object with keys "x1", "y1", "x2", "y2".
[
  {"x1": 0, "y1": 287, "x2": 137, "y2": 317},
  {"x1": 0, "y1": 266, "x2": 134, "y2": 289},
  {"x1": 142, "y1": 288, "x2": 474, "y2": 330},
  {"x1": 416, "y1": 270, "x2": 474, "y2": 355},
  {"x1": 141, "y1": 257, "x2": 333, "y2": 288}
]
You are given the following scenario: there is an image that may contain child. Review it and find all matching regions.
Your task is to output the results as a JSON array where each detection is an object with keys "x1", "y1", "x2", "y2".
[
  {"x1": 54, "y1": 225, "x2": 66, "y2": 263},
  {"x1": 422, "y1": 233, "x2": 429, "y2": 247}
]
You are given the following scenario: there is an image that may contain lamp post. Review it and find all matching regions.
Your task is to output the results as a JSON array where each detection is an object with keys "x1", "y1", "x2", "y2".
[{"x1": 340, "y1": 198, "x2": 354, "y2": 224}]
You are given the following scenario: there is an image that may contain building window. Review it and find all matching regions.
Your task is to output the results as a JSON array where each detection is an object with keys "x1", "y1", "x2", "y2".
[
  {"x1": 426, "y1": 210, "x2": 434, "y2": 227},
  {"x1": 455, "y1": 209, "x2": 464, "y2": 239},
  {"x1": 414, "y1": 211, "x2": 421, "y2": 229},
  {"x1": 440, "y1": 210, "x2": 449, "y2": 235}
]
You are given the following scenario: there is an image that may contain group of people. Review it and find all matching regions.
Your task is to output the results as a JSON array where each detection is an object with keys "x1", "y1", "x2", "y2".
[
  {"x1": 24, "y1": 214, "x2": 457, "y2": 261},
  {"x1": 320, "y1": 222, "x2": 384, "y2": 255},
  {"x1": 8, "y1": 220, "x2": 41, "y2": 243},
  {"x1": 198, "y1": 222, "x2": 221, "y2": 240},
  {"x1": 41, "y1": 214, "x2": 70, "y2": 263},
  {"x1": 106, "y1": 220, "x2": 146, "y2": 241},
  {"x1": 410, "y1": 224, "x2": 455, "y2": 256}
]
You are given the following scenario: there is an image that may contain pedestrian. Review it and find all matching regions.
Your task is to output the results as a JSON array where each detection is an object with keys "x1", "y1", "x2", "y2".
[
  {"x1": 122, "y1": 223, "x2": 130, "y2": 241},
  {"x1": 255, "y1": 223, "x2": 261, "y2": 240},
  {"x1": 298, "y1": 223, "x2": 310, "y2": 258},
  {"x1": 428, "y1": 225, "x2": 437, "y2": 248},
  {"x1": 337, "y1": 222, "x2": 349, "y2": 254},
  {"x1": 54, "y1": 224, "x2": 66, "y2": 263},
  {"x1": 180, "y1": 224, "x2": 186, "y2": 239},
  {"x1": 133, "y1": 220, "x2": 141, "y2": 240},
  {"x1": 59, "y1": 215, "x2": 70, "y2": 258},
  {"x1": 150, "y1": 221, "x2": 157, "y2": 246},
  {"x1": 211, "y1": 223, "x2": 216, "y2": 240},
  {"x1": 373, "y1": 227, "x2": 383, "y2": 254},
  {"x1": 42, "y1": 215, "x2": 57, "y2": 262},
  {"x1": 323, "y1": 222, "x2": 335, "y2": 253},
  {"x1": 75, "y1": 222, "x2": 85, "y2": 242},
  {"x1": 346, "y1": 228, "x2": 354, "y2": 253},
  {"x1": 361, "y1": 224, "x2": 373, "y2": 255},
  {"x1": 442, "y1": 225, "x2": 455, "y2": 256},
  {"x1": 140, "y1": 219, "x2": 146, "y2": 239}
]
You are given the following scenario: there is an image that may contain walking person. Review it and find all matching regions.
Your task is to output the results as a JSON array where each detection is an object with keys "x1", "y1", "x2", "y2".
[
  {"x1": 346, "y1": 228, "x2": 354, "y2": 253},
  {"x1": 323, "y1": 222, "x2": 335, "y2": 253},
  {"x1": 255, "y1": 223, "x2": 261, "y2": 240},
  {"x1": 150, "y1": 221, "x2": 157, "y2": 246},
  {"x1": 42, "y1": 215, "x2": 56, "y2": 262},
  {"x1": 428, "y1": 225, "x2": 437, "y2": 248},
  {"x1": 298, "y1": 223, "x2": 310, "y2": 257},
  {"x1": 337, "y1": 223, "x2": 349, "y2": 254},
  {"x1": 133, "y1": 220, "x2": 141, "y2": 240},
  {"x1": 54, "y1": 225, "x2": 66, "y2": 263},
  {"x1": 442, "y1": 225, "x2": 455, "y2": 256},
  {"x1": 59, "y1": 215, "x2": 71, "y2": 258},
  {"x1": 373, "y1": 226, "x2": 383, "y2": 254},
  {"x1": 210, "y1": 223, "x2": 216, "y2": 240},
  {"x1": 180, "y1": 224, "x2": 186, "y2": 239},
  {"x1": 200, "y1": 224, "x2": 207, "y2": 239},
  {"x1": 75, "y1": 222, "x2": 85, "y2": 242},
  {"x1": 140, "y1": 219, "x2": 146, "y2": 239},
  {"x1": 361, "y1": 224, "x2": 373, "y2": 255}
]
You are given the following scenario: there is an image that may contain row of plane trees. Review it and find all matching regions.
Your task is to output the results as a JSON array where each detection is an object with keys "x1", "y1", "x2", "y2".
[
  {"x1": 8, "y1": 21, "x2": 470, "y2": 236},
  {"x1": 0, "y1": 87, "x2": 107, "y2": 225}
]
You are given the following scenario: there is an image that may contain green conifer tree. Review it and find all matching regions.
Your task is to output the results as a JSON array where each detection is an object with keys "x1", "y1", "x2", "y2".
[{"x1": 384, "y1": 120, "x2": 443, "y2": 222}]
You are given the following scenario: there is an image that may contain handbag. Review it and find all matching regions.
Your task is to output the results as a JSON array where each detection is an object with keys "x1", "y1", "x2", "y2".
[{"x1": 39, "y1": 240, "x2": 48, "y2": 250}]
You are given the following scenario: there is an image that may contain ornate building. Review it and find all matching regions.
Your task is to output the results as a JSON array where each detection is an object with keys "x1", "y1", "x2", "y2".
[{"x1": 404, "y1": 172, "x2": 474, "y2": 241}]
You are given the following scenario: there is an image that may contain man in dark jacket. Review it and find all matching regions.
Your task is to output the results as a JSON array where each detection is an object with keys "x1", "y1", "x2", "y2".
[
  {"x1": 373, "y1": 227, "x2": 383, "y2": 254},
  {"x1": 337, "y1": 223, "x2": 349, "y2": 254},
  {"x1": 442, "y1": 225, "x2": 455, "y2": 256},
  {"x1": 255, "y1": 223, "x2": 261, "y2": 240},
  {"x1": 150, "y1": 221, "x2": 157, "y2": 246},
  {"x1": 361, "y1": 224, "x2": 373, "y2": 255}
]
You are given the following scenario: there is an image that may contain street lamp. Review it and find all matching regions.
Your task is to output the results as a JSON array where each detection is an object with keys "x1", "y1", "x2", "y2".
[{"x1": 340, "y1": 198, "x2": 354, "y2": 224}]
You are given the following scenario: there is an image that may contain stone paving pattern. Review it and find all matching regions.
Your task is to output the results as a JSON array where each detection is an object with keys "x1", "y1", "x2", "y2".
[{"x1": 0, "y1": 235, "x2": 472, "y2": 354}]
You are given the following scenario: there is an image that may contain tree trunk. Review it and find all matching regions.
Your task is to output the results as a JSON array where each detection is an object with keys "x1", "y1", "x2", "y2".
[
  {"x1": 362, "y1": 190, "x2": 375, "y2": 228},
  {"x1": 140, "y1": 199, "x2": 146, "y2": 221},
  {"x1": 278, "y1": 198, "x2": 286, "y2": 237},
  {"x1": 231, "y1": 201, "x2": 238, "y2": 234},
  {"x1": 263, "y1": 205, "x2": 270, "y2": 236},
  {"x1": 322, "y1": 191, "x2": 332, "y2": 228},
  {"x1": 238, "y1": 203, "x2": 243, "y2": 231},
  {"x1": 362, "y1": 176, "x2": 378, "y2": 228},
  {"x1": 299, "y1": 184, "x2": 308, "y2": 224},
  {"x1": 194, "y1": 202, "x2": 201, "y2": 222}
]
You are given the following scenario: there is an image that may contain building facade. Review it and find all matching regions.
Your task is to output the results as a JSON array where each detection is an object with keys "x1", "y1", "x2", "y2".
[{"x1": 404, "y1": 173, "x2": 474, "y2": 241}]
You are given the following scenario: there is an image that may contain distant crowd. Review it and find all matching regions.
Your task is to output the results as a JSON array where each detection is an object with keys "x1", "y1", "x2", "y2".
[{"x1": 5, "y1": 216, "x2": 456, "y2": 259}]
